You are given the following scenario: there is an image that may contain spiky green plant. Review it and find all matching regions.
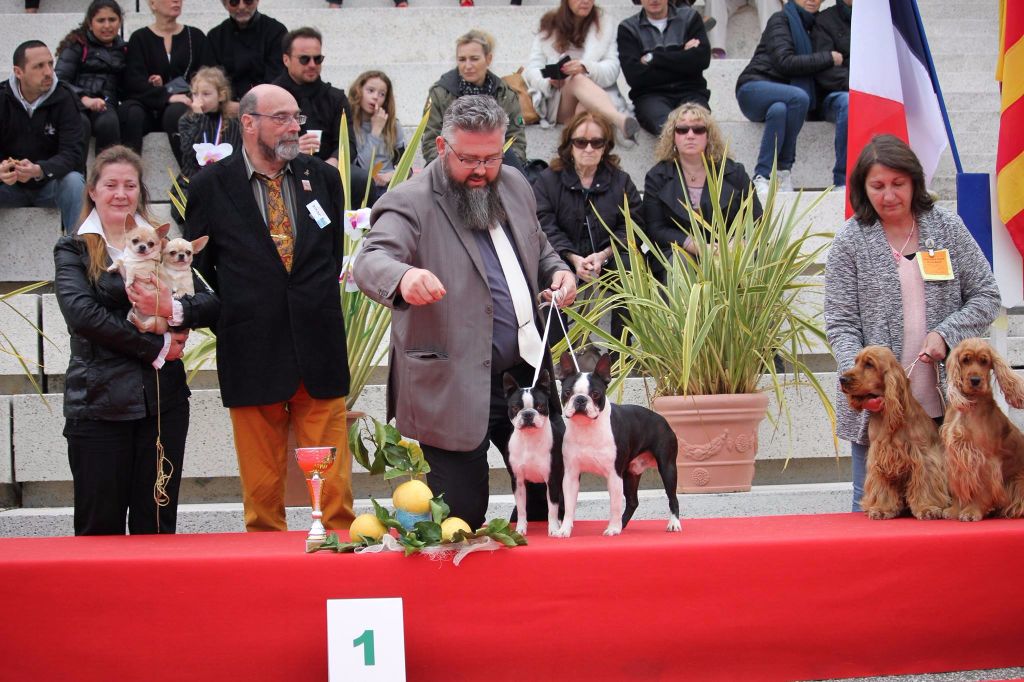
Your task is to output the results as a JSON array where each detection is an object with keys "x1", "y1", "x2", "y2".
[{"x1": 560, "y1": 163, "x2": 836, "y2": 430}]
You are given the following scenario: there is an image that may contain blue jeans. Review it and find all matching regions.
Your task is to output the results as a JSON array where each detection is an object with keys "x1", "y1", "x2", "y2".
[
  {"x1": 850, "y1": 440, "x2": 868, "y2": 512},
  {"x1": 0, "y1": 171, "x2": 86, "y2": 233},
  {"x1": 821, "y1": 91, "x2": 849, "y2": 187},
  {"x1": 736, "y1": 80, "x2": 810, "y2": 179}
]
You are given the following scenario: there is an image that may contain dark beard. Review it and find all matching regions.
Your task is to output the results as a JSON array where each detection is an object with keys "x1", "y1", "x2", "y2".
[{"x1": 443, "y1": 158, "x2": 507, "y2": 232}]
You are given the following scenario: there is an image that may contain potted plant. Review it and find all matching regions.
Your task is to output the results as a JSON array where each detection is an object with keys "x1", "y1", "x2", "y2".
[{"x1": 562, "y1": 166, "x2": 836, "y2": 492}]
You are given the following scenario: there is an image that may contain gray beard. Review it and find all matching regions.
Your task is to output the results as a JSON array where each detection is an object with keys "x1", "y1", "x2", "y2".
[
  {"x1": 443, "y1": 158, "x2": 506, "y2": 232},
  {"x1": 258, "y1": 137, "x2": 300, "y2": 163}
]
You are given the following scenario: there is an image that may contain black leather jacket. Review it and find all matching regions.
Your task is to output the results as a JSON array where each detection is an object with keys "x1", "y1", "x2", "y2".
[
  {"x1": 54, "y1": 235, "x2": 220, "y2": 420},
  {"x1": 617, "y1": 5, "x2": 710, "y2": 101},
  {"x1": 55, "y1": 31, "x2": 128, "y2": 104},
  {"x1": 643, "y1": 157, "x2": 762, "y2": 251},
  {"x1": 532, "y1": 162, "x2": 642, "y2": 261}
]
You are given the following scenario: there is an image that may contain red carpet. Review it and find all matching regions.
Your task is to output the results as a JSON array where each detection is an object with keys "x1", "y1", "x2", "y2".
[{"x1": 1, "y1": 514, "x2": 1023, "y2": 681}]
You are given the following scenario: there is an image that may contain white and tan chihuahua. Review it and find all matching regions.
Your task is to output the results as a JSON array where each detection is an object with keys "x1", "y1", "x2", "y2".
[
  {"x1": 107, "y1": 215, "x2": 170, "y2": 334},
  {"x1": 159, "y1": 236, "x2": 208, "y2": 299}
]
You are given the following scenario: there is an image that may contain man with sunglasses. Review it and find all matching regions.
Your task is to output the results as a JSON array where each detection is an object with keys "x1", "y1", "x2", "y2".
[
  {"x1": 273, "y1": 27, "x2": 366, "y2": 203},
  {"x1": 355, "y1": 95, "x2": 576, "y2": 531},
  {"x1": 207, "y1": 0, "x2": 287, "y2": 104},
  {"x1": 185, "y1": 83, "x2": 354, "y2": 534}
]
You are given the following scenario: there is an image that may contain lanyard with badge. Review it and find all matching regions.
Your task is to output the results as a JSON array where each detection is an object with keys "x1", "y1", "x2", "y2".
[{"x1": 917, "y1": 237, "x2": 954, "y2": 281}]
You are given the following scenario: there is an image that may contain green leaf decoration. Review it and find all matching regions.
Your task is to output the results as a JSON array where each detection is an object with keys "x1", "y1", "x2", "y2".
[{"x1": 429, "y1": 496, "x2": 450, "y2": 525}]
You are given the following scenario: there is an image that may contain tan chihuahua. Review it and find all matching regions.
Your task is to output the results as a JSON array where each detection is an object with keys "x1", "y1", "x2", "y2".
[
  {"x1": 160, "y1": 236, "x2": 208, "y2": 299},
  {"x1": 107, "y1": 215, "x2": 171, "y2": 334}
]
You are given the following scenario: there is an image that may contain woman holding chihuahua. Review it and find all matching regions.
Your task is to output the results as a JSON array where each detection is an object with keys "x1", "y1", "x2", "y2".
[
  {"x1": 348, "y1": 70, "x2": 406, "y2": 206},
  {"x1": 122, "y1": 0, "x2": 212, "y2": 165},
  {"x1": 177, "y1": 67, "x2": 241, "y2": 181},
  {"x1": 54, "y1": 145, "x2": 219, "y2": 535},
  {"x1": 55, "y1": 0, "x2": 143, "y2": 155},
  {"x1": 523, "y1": 0, "x2": 638, "y2": 140}
]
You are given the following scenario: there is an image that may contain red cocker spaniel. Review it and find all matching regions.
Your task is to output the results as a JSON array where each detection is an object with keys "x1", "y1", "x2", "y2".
[
  {"x1": 840, "y1": 346, "x2": 949, "y2": 520},
  {"x1": 941, "y1": 338, "x2": 1024, "y2": 521}
]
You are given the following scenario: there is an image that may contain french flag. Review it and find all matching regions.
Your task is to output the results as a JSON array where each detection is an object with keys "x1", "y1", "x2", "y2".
[{"x1": 847, "y1": 0, "x2": 948, "y2": 212}]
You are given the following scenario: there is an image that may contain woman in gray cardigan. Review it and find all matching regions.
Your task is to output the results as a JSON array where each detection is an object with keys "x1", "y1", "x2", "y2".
[{"x1": 824, "y1": 134, "x2": 1001, "y2": 511}]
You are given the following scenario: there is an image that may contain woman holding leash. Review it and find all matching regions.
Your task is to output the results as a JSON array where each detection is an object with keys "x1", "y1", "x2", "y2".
[
  {"x1": 54, "y1": 145, "x2": 219, "y2": 535},
  {"x1": 824, "y1": 134, "x2": 1000, "y2": 511}
]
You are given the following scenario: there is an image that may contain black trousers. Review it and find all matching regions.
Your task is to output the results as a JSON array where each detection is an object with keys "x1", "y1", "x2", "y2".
[
  {"x1": 64, "y1": 401, "x2": 189, "y2": 535},
  {"x1": 421, "y1": 362, "x2": 548, "y2": 530},
  {"x1": 119, "y1": 99, "x2": 190, "y2": 167},
  {"x1": 634, "y1": 91, "x2": 711, "y2": 136}
]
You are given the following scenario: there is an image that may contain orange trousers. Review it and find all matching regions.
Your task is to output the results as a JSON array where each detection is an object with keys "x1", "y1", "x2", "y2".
[{"x1": 229, "y1": 384, "x2": 354, "y2": 532}]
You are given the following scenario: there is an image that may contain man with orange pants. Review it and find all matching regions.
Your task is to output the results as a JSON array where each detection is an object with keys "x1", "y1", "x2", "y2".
[{"x1": 186, "y1": 83, "x2": 353, "y2": 531}]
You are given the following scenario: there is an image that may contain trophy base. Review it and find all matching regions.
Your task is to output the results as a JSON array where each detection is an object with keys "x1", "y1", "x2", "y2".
[{"x1": 305, "y1": 535, "x2": 327, "y2": 552}]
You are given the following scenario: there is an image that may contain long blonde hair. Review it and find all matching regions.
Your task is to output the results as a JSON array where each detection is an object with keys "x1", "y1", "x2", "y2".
[
  {"x1": 348, "y1": 70, "x2": 400, "y2": 160},
  {"x1": 653, "y1": 103, "x2": 729, "y2": 164},
  {"x1": 78, "y1": 145, "x2": 154, "y2": 283}
]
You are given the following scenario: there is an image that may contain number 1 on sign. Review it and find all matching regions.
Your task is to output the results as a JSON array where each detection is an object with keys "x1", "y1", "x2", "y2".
[
  {"x1": 327, "y1": 598, "x2": 405, "y2": 681},
  {"x1": 353, "y1": 629, "x2": 375, "y2": 665}
]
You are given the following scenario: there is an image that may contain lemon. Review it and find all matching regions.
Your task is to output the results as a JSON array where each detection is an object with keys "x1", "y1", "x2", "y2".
[
  {"x1": 392, "y1": 479, "x2": 433, "y2": 514},
  {"x1": 349, "y1": 514, "x2": 387, "y2": 542},
  {"x1": 441, "y1": 517, "x2": 472, "y2": 542}
]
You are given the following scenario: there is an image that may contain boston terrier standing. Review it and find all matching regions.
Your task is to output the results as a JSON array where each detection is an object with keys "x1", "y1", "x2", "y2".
[
  {"x1": 504, "y1": 369, "x2": 564, "y2": 536},
  {"x1": 554, "y1": 351, "x2": 681, "y2": 537}
]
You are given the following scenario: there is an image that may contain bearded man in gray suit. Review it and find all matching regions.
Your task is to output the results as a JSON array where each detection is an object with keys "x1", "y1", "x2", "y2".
[{"x1": 355, "y1": 95, "x2": 577, "y2": 530}]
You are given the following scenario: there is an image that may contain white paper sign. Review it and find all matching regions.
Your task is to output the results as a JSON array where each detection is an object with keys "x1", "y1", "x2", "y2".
[{"x1": 326, "y1": 598, "x2": 406, "y2": 681}]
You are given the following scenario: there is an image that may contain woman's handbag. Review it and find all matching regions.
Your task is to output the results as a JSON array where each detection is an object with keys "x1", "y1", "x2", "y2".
[{"x1": 502, "y1": 67, "x2": 540, "y2": 125}]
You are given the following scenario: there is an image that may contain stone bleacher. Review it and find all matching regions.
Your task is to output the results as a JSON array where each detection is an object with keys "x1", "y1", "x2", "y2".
[{"x1": 0, "y1": 0, "x2": 1011, "y2": 536}]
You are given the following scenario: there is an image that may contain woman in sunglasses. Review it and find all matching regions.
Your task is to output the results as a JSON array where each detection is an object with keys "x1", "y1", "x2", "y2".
[
  {"x1": 532, "y1": 111, "x2": 641, "y2": 346},
  {"x1": 522, "y1": 0, "x2": 638, "y2": 141},
  {"x1": 123, "y1": 0, "x2": 213, "y2": 166},
  {"x1": 643, "y1": 103, "x2": 761, "y2": 264}
]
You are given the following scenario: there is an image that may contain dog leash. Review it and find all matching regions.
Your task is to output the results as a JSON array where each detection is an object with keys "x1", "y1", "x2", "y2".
[
  {"x1": 904, "y1": 356, "x2": 947, "y2": 411},
  {"x1": 531, "y1": 290, "x2": 579, "y2": 389}
]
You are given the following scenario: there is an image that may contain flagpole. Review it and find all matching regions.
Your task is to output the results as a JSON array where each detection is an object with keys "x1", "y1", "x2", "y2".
[{"x1": 909, "y1": 0, "x2": 963, "y2": 174}]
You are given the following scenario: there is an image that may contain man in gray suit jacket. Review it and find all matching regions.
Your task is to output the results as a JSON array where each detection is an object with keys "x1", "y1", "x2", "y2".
[{"x1": 355, "y1": 96, "x2": 576, "y2": 529}]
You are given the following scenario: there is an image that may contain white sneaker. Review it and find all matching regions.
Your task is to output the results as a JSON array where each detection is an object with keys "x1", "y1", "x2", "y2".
[
  {"x1": 753, "y1": 175, "x2": 770, "y2": 201},
  {"x1": 778, "y1": 169, "x2": 794, "y2": 192}
]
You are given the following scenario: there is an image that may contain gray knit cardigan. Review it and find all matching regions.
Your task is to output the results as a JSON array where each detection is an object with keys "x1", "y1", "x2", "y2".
[{"x1": 824, "y1": 205, "x2": 1002, "y2": 444}]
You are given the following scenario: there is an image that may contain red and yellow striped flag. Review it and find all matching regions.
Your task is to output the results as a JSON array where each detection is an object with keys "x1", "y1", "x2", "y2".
[{"x1": 997, "y1": 0, "x2": 1024, "y2": 254}]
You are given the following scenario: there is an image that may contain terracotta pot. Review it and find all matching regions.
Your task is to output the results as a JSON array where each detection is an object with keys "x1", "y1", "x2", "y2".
[
  {"x1": 284, "y1": 410, "x2": 365, "y2": 507},
  {"x1": 653, "y1": 393, "x2": 769, "y2": 494}
]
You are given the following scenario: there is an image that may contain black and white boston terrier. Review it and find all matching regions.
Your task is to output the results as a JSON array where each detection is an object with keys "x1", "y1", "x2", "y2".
[
  {"x1": 554, "y1": 351, "x2": 681, "y2": 537},
  {"x1": 504, "y1": 369, "x2": 564, "y2": 536}
]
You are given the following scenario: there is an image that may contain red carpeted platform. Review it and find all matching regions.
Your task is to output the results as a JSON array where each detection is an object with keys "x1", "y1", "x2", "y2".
[{"x1": 2, "y1": 514, "x2": 1023, "y2": 681}]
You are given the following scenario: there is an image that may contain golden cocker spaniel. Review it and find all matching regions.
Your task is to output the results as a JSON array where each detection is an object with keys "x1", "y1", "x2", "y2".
[
  {"x1": 840, "y1": 345, "x2": 950, "y2": 520},
  {"x1": 941, "y1": 338, "x2": 1024, "y2": 521}
]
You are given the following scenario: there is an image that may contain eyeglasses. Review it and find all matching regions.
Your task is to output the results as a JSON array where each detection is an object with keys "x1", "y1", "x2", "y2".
[
  {"x1": 675, "y1": 125, "x2": 708, "y2": 136},
  {"x1": 570, "y1": 137, "x2": 606, "y2": 150},
  {"x1": 227, "y1": 0, "x2": 256, "y2": 7},
  {"x1": 249, "y1": 112, "x2": 307, "y2": 126},
  {"x1": 296, "y1": 55, "x2": 325, "y2": 66},
  {"x1": 444, "y1": 140, "x2": 503, "y2": 171}
]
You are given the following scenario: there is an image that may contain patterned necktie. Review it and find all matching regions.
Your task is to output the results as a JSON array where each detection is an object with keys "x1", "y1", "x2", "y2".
[{"x1": 256, "y1": 172, "x2": 294, "y2": 272}]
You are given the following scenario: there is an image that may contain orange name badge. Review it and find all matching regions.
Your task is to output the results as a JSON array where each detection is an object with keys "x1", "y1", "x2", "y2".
[{"x1": 917, "y1": 248, "x2": 954, "y2": 280}]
